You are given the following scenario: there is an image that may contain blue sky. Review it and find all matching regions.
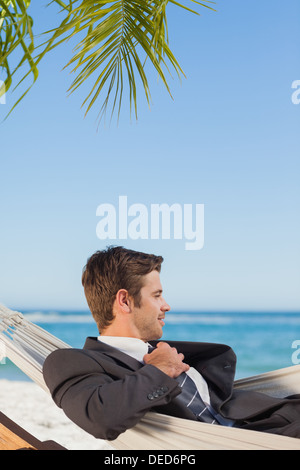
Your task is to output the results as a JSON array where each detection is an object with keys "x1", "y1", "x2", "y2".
[{"x1": 0, "y1": 0, "x2": 299, "y2": 312}]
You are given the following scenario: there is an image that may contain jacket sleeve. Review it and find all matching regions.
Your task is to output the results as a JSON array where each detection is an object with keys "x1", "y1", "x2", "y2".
[{"x1": 43, "y1": 348, "x2": 181, "y2": 441}]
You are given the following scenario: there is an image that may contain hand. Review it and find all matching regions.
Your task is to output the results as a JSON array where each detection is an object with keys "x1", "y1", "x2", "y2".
[{"x1": 143, "y1": 342, "x2": 190, "y2": 378}]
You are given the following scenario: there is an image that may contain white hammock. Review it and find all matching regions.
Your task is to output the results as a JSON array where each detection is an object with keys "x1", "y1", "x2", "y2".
[{"x1": 1, "y1": 304, "x2": 300, "y2": 450}]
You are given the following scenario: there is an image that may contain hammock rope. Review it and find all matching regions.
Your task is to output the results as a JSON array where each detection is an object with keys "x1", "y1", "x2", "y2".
[
  {"x1": 1, "y1": 303, "x2": 300, "y2": 450},
  {"x1": 0, "y1": 304, "x2": 70, "y2": 392}
]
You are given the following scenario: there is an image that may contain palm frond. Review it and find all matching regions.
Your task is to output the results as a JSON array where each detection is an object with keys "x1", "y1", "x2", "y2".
[
  {"x1": 0, "y1": 0, "x2": 72, "y2": 117},
  {"x1": 0, "y1": 0, "x2": 35, "y2": 103},
  {"x1": 1, "y1": 0, "x2": 216, "y2": 123},
  {"x1": 41, "y1": 0, "x2": 216, "y2": 124}
]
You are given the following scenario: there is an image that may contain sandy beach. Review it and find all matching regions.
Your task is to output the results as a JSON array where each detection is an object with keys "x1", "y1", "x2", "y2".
[{"x1": 0, "y1": 379, "x2": 114, "y2": 450}]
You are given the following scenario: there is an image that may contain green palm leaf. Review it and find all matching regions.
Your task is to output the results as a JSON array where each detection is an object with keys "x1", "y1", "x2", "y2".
[
  {"x1": 0, "y1": 0, "x2": 72, "y2": 116},
  {"x1": 43, "y1": 0, "x2": 216, "y2": 124},
  {"x1": 1, "y1": 0, "x2": 216, "y2": 123},
  {"x1": 0, "y1": 0, "x2": 35, "y2": 100}
]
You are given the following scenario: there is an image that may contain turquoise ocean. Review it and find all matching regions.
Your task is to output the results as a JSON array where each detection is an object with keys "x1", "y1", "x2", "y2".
[{"x1": 1, "y1": 311, "x2": 300, "y2": 381}]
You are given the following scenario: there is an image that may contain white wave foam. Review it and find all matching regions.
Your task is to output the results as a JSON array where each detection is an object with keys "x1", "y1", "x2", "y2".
[
  {"x1": 22, "y1": 312, "x2": 300, "y2": 326},
  {"x1": 23, "y1": 312, "x2": 233, "y2": 325},
  {"x1": 165, "y1": 315, "x2": 233, "y2": 325},
  {"x1": 23, "y1": 312, "x2": 94, "y2": 323}
]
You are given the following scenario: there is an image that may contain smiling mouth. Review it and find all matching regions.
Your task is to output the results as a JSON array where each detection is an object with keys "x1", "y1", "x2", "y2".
[{"x1": 158, "y1": 317, "x2": 165, "y2": 326}]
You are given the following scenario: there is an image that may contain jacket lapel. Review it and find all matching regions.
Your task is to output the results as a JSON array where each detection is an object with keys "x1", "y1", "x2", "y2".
[
  {"x1": 83, "y1": 336, "x2": 144, "y2": 372},
  {"x1": 160, "y1": 340, "x2": 237, "y2": 405}
]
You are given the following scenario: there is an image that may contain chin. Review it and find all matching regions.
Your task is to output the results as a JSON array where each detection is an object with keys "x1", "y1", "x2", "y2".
[{"x1": 147, "y1": 330, "x2": 163, "y2": 342}]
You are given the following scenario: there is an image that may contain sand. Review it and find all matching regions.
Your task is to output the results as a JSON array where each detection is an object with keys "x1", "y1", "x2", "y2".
[{"x1": 0, "y1": 379, "x2": 114, "y2": 450}]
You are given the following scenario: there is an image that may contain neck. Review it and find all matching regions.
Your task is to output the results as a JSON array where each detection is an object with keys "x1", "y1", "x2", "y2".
[{"x1": 101, "y1": 323, "x2": 143, "y2": 340}]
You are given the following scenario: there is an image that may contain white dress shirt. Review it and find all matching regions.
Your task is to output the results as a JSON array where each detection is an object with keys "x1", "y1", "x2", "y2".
[{"x1": 98, "y1": 336, "x2": 211, "y2": 405}]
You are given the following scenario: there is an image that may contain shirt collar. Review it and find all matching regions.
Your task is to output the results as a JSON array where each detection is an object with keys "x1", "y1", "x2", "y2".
[{"x1": 97, "y1": 336, "x2": 149, "y2": 363}]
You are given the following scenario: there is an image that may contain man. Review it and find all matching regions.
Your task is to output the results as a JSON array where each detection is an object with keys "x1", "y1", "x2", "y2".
[{"x1": 43, "y1": 246, "x2": 300, "y2": 441}]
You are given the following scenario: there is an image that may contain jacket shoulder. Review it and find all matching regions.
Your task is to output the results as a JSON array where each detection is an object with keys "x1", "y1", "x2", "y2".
[{"x1": 43, "y1": 347, "x2": 104, "y2": 394}]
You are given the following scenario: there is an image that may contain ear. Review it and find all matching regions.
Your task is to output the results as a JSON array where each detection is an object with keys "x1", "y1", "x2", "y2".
[{"x1": 115, "y1": 289, "x2": 133, "y2": 313}]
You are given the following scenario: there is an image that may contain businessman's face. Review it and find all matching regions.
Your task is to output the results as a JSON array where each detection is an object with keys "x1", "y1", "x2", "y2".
[{"x1": 131, "y1": 270, "x2": 170, "y2": 341}]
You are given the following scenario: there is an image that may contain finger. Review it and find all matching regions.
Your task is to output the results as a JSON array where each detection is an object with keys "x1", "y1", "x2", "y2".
[{"x1": 156, "y1": 341, "x2": 170, "y2": 350}]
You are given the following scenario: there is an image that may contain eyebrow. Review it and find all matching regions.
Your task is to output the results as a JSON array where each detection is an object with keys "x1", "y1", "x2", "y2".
[{"x1": 152, "y1": 289, "x2": 163, "y2": 295}]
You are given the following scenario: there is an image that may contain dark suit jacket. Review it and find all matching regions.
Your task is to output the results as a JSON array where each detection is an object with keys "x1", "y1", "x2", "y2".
[{"x1": 42, "y1": 338, "x2": 300, "y2": 441}]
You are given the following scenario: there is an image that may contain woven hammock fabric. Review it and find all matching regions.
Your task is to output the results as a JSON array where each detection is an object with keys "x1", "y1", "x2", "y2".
[{"x1": 1, "y1": 304, "x2": 300, "y2": 450}]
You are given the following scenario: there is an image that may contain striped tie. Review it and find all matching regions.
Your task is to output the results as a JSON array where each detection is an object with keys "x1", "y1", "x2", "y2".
[
  {"x1": 176, "y1": 372, "x2": 234, "y2": 426},
  {"x1": 176, "y1": 372, "x2": 219, "y2": 424}
]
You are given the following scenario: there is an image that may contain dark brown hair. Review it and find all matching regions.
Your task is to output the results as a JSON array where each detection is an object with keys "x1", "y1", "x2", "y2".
[{"x1": 82, "y1": 246, "x2": 163, "y2": 332}]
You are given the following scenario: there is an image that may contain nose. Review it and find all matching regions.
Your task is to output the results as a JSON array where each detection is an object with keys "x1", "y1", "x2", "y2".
[{"x1": 161, "y1": 298, "x2": 171, "y2": 312}]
